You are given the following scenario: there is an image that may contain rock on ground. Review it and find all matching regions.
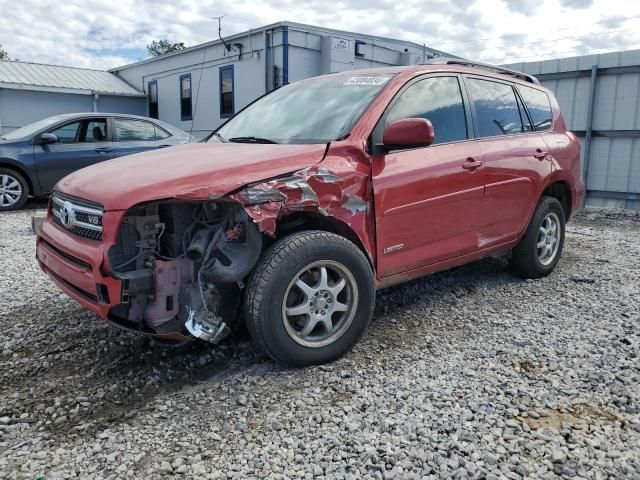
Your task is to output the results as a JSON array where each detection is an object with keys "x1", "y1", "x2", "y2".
[{"x1": 0, "y1": 203, "x2": 639, "y2": 479}]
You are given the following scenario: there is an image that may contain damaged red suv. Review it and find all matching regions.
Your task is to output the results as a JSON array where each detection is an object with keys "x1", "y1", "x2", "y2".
[{"x1": 36, "y1": 60, "x2": 584, "y2": 366}]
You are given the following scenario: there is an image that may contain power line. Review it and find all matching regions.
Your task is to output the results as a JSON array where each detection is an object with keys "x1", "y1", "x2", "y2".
[
  {"x1": 452, "y1": 27, "x2": 638, "y2": 56},
  {"x1": 431, "y1": 13, "x2": 640, "y2": 49},
  {"x1": 493, "y1": 42, "x2": 640, "y2": 64}
]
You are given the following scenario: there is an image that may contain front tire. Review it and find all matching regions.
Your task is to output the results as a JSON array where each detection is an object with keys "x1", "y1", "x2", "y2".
[
  {"x1": 510, "y1": 196, "x2": 566, "y2": 278},
  {"x1": 0, "y1": 168, "x2": 29, "y2": 211},
  {"x1": 244, "y1": 231, "x2": 375, "y2": 367}
]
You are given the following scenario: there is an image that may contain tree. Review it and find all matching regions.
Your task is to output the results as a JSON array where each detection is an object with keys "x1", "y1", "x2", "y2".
[
  {"x1": 0, "y1": 45, "x2": 8, "y2": 61},
  {"x1": 147, "y1": 40, "x2": 186, "y2": 57}
]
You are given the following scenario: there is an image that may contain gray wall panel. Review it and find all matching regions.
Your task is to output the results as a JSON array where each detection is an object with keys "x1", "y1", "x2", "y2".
[{"x1": 505, "y1": 49, "x2": 640, "y2": 206}]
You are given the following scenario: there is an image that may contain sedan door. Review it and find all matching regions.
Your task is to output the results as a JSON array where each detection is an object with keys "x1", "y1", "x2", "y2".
[
  {"x1": 112, "y1": 118, "x2": 175, "y2": 158},
  {"x1": 34, "y1": 118, "x2": 114, "y2": 193},
  {"x1": 371, "y1": 75, "x2": 486, "y2": 278}
]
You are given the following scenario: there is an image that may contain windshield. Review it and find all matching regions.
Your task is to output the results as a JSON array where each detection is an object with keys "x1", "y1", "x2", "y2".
[
  {"x1": 1, "y1": 115, "x2": 68, "y2": 141},
  {"x1": 213, "y1": 74, "x2": 394, "y2": 144}
]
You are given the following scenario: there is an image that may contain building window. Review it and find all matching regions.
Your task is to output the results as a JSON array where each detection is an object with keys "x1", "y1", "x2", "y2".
[
  {"x1": 355, "y1": 40, "x2": 366, "y2": 58},
  {"x1": 148, "y1": 80, "x2": 158, "y2": 119},
  {"x1": 219, "y1": 65, "x2": 234, "y2": 118},
  {"x1": 180, "y1": 74, "x2": 192, "y2": 121}
]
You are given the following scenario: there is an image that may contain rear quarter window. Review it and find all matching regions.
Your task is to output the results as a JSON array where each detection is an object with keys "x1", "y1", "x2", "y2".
[{"x1": 518, "y1": 86, "x2": 553, "y2": 131}]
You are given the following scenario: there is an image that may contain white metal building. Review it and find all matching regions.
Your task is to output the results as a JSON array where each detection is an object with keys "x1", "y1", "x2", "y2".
[
  {"x1": 0, "y1": 61, "x2": 147, "y2": 135},
  {"x1": 505, "y1": 50, "x2": 640, "y2": 209},
  {"x1": 110, "y1": 21, "x2": 451, "y2": 138}
]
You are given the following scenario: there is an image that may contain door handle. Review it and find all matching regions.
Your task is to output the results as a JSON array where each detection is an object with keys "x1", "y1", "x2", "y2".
[
  {"x1": 462, "y1": 158, "x2": 483, "y2": 171},
  {"x1": 533, "y1": 149, "x2": 549, "y2": 160},
  {"x1": 95, "y1": 147, "x2": 112, "y2": 153}
]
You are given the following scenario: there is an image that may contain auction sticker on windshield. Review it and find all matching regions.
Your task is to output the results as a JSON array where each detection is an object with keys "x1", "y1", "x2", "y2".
[{"x1": 344, "y1": 76, "x2": 391, "y2": 86}]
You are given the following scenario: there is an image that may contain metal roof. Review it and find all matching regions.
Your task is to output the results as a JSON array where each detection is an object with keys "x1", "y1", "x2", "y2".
[
  {"x1": 111, "y1": 21, "x2": 453, "y2": 72},
  {"x1": 0, "y1": 61, "x2": 145, "y2": 97}
]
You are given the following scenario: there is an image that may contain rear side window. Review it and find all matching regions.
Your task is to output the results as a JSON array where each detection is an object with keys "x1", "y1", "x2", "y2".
[
  {"x1": 518, "y1": 85, "x2": 553, "y2": 131},
  {"x1": 155, "y1": 126, "x2": 171, "y2": 140},
  {"x1": 466, "y1": 78, "x2": 523, "y2": 137},
  {"x1": 386, "y1": 76, "x2": 468, "y2": 145},
  {"x1": 115, "y1": 119, "x2": 157, "y2": 141},
  {"x1": 85, "y1": 120, "x2": 108, "y2": 142}
]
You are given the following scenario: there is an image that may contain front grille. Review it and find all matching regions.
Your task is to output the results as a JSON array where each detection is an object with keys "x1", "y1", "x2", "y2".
[{"x1": 51, "y1": 193, "x2": 104, "y2": 242}]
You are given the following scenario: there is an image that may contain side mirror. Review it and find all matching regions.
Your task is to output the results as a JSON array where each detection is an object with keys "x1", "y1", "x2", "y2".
[
  {"x1": 38, "y1": 133, "x2": 58, "y2": 145},
  {"x1": 382, "y1": 118, "x2": 434, "y2": 149}
]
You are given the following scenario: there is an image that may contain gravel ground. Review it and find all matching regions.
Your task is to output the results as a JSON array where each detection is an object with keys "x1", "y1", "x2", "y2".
[{"x1": 0, "y1": 204, "x2": 639, "y2": 479}]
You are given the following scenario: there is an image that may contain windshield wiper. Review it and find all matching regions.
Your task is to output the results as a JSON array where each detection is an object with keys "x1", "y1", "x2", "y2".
[{"x1": 228, "y1": 136, "x2": 279, "y2": 144}]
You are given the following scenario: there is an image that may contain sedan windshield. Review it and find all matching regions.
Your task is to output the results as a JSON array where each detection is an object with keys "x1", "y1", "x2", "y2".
[
  {"x1": 1, "y1": 115, "x2": 69, "y2": 141},
  {"x1": 213, "y1": 74, "x2": 394, "y2": 144}
]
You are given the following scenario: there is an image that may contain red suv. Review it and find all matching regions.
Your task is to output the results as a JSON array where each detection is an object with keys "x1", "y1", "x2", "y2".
[{"x1": 36, "y1": 60, "x2": 584, "y2": 367}]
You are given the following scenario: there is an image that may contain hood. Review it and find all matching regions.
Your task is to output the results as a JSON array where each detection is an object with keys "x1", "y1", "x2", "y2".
[{"x1": 56, "y1": 142, "x2": 328, "y2": 210}]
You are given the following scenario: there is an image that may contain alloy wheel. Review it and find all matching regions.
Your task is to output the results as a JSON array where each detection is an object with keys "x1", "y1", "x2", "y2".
[
  {"x1": 282, "y1": 260, "x2": 358, "y2": 348},
  {"x1": 0, "y1": 174, "x2": 23, "y2": 208},
  {"x1": 537, "y1": 212, "x2": 561, "y2": 266}
]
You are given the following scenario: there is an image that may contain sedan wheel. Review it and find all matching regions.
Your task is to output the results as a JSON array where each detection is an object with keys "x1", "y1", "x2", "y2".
[
  {"x1": 0, "y1": 169, "x2": 29, "y2": 211},
  {"x1": 0, "y1": 174, "x2": 23, "y2": 208}
]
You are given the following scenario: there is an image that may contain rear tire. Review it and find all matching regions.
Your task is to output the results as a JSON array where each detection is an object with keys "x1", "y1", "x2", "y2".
[
  {"x1": 510, "y1": 196, "x2": 565, "y2": 278},
  {"x1": 244, "y1": 231, "x2": 375, "y2": 367},
  {"x1": 0, "y1": 168, "x2": 29, "y2": 211}
]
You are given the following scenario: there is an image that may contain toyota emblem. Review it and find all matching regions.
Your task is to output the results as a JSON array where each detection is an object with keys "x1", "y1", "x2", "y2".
[{"x1": 60, "y1": 202, "x2": 75, "y2": 229}]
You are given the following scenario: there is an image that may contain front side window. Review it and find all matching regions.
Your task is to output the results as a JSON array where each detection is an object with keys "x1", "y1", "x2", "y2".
[
  {"x1": 115, "y1": 119, "x2": 157, "y2": 142},
  {"x1": 385, "y1": 76, "x2": 468, "y2": 145},
  {"x1": 219, "y1": 66, "x2": 234, "y2": 118},
  {"x1": 518, "y1": 85, "x2": 553, "y2": 131},
  {"x1": 180, "y1": 74, "x2": 192, "y2": 121},
  {"x1": 49, "y1": 119, "x2": 107, "y2": 143},
  {"x1": 466, "y1": 78, "x2": 523, "y2": 137},
  {"x1": 215, "y1": 74, "x2": 393, "y2": 144},
  {"x1": 148, "y1": 81, "x2": 158, "y2": 119},
  {"x1": 50, "y1": 122, "x2": 81, "y2": 143}
]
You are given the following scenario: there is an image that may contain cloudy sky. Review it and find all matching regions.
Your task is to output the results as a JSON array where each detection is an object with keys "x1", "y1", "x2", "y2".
[{"x1": 0, "y1": 0, "x2": 639, "y2": 70}]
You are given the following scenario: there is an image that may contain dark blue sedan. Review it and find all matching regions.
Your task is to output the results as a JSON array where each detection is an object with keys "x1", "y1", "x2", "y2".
[{"x1": 0, "y1": 113, "x2": 193, "y2": 210}]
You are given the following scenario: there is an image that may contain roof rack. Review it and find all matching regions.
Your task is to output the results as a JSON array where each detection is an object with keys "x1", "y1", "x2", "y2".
[{"x1": 424, "y1": 58, "x2": 541, "y2": 85}]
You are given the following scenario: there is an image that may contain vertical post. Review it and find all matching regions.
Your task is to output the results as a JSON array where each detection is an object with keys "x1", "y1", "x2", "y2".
[
  {"x1": 92, "y1": 92, "x2": 99, "y2": 112},
  {"x1": 582, "y1": 64, "x2": 598, "y2": 187},
  {"x1": 264, "y1": 30, "x2": 272, "y2": 94},
  {"x1": 282, "y1": 25, "x2": 289, "y2": 86},
  {"x1": 0, "y1": 88, "x2": 3, "y2": 135}
]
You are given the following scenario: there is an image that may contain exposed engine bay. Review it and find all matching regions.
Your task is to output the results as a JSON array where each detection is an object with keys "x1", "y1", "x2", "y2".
[{"x1": 107, "y1": 201, "x2": 263, "y2": 343}]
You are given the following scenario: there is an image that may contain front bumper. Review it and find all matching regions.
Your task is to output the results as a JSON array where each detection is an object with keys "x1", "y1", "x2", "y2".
[
  {"x1": 36, "y1": 212, "x2": 191, "y2": 343},
  {"x1": 37, "y1": 211, "x2": 124, "y2": 317}
]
